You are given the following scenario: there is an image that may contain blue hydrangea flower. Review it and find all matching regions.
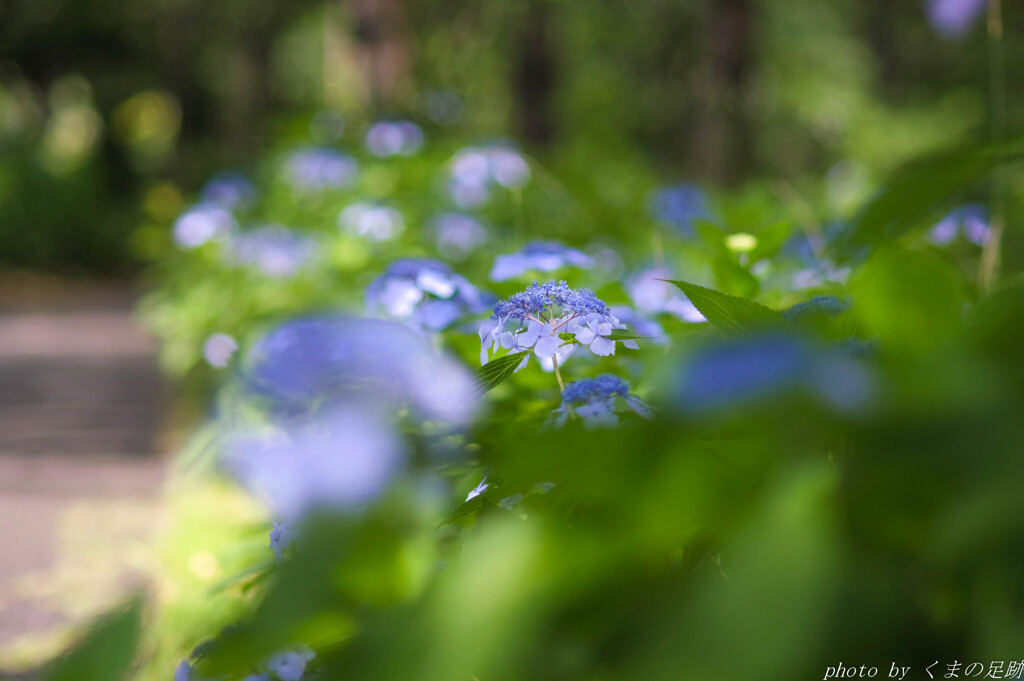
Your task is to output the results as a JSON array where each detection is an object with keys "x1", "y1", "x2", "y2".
[
  {"x1": 228, "y1": 226, "x2": 318, "y2": 278},
  {"x1": 203, "y1": 333, "x2": 238, "y2": 368},
  {"x1": 245, "y1": 316, "x2": 478, "y2": 425},
  {"x1": 673, "y1": 333, "x2": 874, "y2": 414},
  {"x1": 481, "y1": 281, "x2": 638, "y2": 370},
  {"x1": 490, "y1": 241, "x2": 594, "y2": 282},
  {"x1": 266, "y1": 648, "x2": 315, "y2": 681},
  {"x1": 550, "y1": 374, "x2": 652, "y2": 429},
  {"x1": 269, "y1": 520, "x2": 294, "y2": 563},
  {"x1": 175, "y1": 660, "x2": 194, "y2": 681},
  {"x1": 284, "y1": 147, "x2": 358, "y2": 191},
  {"x1": 626, "y1": 268, "x2": 706, "y2": 323},
  {"x1": 338, "y1": 202, "x2": 405, "y2": 241},
  {"x1": 173, "y1": 204, "x2": 236, "y2": 249},
  {"x1": 927, "y1": 0, "x2": 987, "y2": 38},
  {"x1": 430, "y1": 212, "x2": 489, "y2": 260},
  {"x1": 366, "y1": 259, "x2": 491, "y2": 332},
  {"x1": 201, "y1": 172, "x2": 256, "y2": 211},
  {"x1": 365, "y1": 120, "x2": 424, "y2": 157},
  {"x1": 224, "y1": 406, "x2": 405, "y2": 520},
  {"x1": 649, "y1": 183, "x2": 712, "y2": 236},
  {"x1": 448, "y1": 145, "x2": 530, "y2": 208},
  {"x1": 928, "y1": 205, "x2": 990, "y2": 246}
]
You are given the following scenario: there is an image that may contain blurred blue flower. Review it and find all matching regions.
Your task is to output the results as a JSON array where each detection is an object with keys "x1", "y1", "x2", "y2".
[
  {"x1": 338, "y1": 202, "x2": 405, "y2": 241},
  {"x1": 649, "y1": 183, "x2": 711, "y2": 236},
  {"x1": 173, "y1": 203, "x2": 236, "y2": 249},
  {"x1": 781, "y1": 295, "x2": 848, "y2": 323},
  {"x1": 224, "y1": 406, "x2": 404, "y2": 519},
  {"x1": 448, "y1": 145, "x2": 531, "y2": 208},
  {"x1": 550, "y1": 374, "x2": 651, "y2": 429},
  {"x1": 674, "y1": 334, "x2": 874, "y2": 414},
  {"x1": 481, "y1": 281, "x2": 637, "y2": 369},
  {"x1": 928, "y1": 204, "x2": 991, "y2": 246},
  {"x1": 175, "y1": 660, "x2": 194, "y2": 681},
  {"x1": 490, "y1": 241, "x2": 594, "y2": 282},
  {"x1": 203, "y1": 333, "x2": 239, "y2": 368},
  {"x1": 365, "y1": 259, "x2": 491, "y2": 332},
  {"x1": 245, "y1": 316, "x2": 478, "y2": 425},
  {"x1": 201, "y1": 172, "x2": 256, "y2": 211},
  {"x1": 266, "y1": 648, "x2": 315, "y2": 681},
  {"x1": 626, "y1": 267, "x2": 707, "y2": 323},
  {"x1": 284, "y1": 147, "x2": 358, "y2": 191},
  {"x1": 926, "y1": 0, "x2": 987, "y2": 38},
  {"x1": 228, "y1": 226, "x2": 318, "y2": 278},
  {"x1": 430, "y1": 212, "x2": 489, "y2": 260},
  {"x1": 269, "y1": 520, "x2": 294, "y2": 563},
  {"x1": 365, "y1": 120, "x2": 424, "y2": 157}
]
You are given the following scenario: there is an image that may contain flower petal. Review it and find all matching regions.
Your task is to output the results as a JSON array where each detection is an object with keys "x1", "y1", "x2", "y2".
[{"x1": 590, "y1": 335, "x2": 616, "y2": 356}]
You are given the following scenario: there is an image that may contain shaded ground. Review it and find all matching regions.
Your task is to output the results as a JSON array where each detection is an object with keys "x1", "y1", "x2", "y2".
[{"x1": 0, "y1": 279, "x2": 168, "y2": 673}]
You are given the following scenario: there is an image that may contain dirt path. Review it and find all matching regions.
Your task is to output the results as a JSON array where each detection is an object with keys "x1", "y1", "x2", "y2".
[{"x1": 0, "y1": 284, "x2": 168, "y2": 671}]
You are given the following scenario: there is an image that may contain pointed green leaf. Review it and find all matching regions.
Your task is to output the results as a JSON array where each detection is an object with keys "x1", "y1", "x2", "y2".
[
  {"x1": 663, "y1": 279, "x2": 784, "y2": 335},
  {"x1": 475, "y1": 352, "x2": 527, "y2": 392}
]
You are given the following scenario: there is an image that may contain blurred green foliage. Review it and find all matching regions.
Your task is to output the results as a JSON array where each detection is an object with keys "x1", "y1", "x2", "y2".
[{"x1": 0, "y1": 0, "x2": 1018, "y2": 272}]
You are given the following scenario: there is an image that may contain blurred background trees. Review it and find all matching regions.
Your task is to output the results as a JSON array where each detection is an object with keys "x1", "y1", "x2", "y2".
[{"x1": 0, "y1": 0, "x2": 1010, "y2": 273}]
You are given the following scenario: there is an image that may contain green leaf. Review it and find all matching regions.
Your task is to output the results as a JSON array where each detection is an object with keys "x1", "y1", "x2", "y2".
[
  {"x1": 663, "y1": 279, "x2": 784, "y2": 335},
  {"x1": 694, "y1": 219, "x2": 728, "y2": 253},
  {"x1": 558, "y1": 332, "x2": 576, "y2": 341},
  {"x1": 43, "y1": 598, "x2": 142, "y2": 681},
  {"x1": 475, "y1": 352, "x2": 527, "y2": 392},
  {"x1": 208, "y1": 559, "x2": 276, "y2": 596},
  {"x1": 838, "y1": 139, "x2": 1024, "y2": 253},
  {"x1": 439, "y1": 495, "x2": 487, "y2": 526}
]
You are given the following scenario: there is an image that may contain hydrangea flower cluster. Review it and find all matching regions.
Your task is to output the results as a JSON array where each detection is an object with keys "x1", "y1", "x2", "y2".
[
  {"x1": 927, "y1": 0, "x2": 987, "y2": 38},
  {"x1": 673, "y1": 333, "x2": 874, "y2": 414},
  {"x1": 448, "y1": 144, "x2": 531, "y2": 208},
  {"x1": 649, "y1": 183, "x2": 711, "y2": 236},
  {"x1": 245, "y1": 316, "x2": 478, "y2": 425},
  {"x1": 203, "y1": 333, "x2": 238, "y2": 368},
  {"x1": 365, "y1": 258, "x2": 491, "y2": 332},
  {"x1": 928, "y1": 205, "x2": 991, "y2": 246},
  {"x1": 173, "y1": 203, "x2": 236, "y2": 249},
  {"x1": 480, "y1": 281, "x2": 638, "y2": 370},
  {"x1": 490, "y1": 241, "x2": 594, "y2": 282},
  {"x1": 365, "y1": 120, "x2": 424, "y2": 157},
  {"x1": 224, "y1": 406, "x2": 405, "y2": 521},
  {"x1": 283, "y1": 147, "x2": 358, "y2": 191},
  {"x1": 228, "y1": 226, "x2": 318, "y2": 278},
  {"x1": 430, "y1": 212, "x2": 489, "y2": 260},
  {"x1": 550, "y1": 374, "x2": 652, "y2": 429},
  {"x1": 201, "y1": 171, "x2": 257, "y2": 211},
  {"x1": 338, "y1": 202, "x2": 405, "y2": 241}
]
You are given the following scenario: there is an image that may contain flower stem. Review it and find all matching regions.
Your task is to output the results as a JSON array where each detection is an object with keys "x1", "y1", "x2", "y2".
[{"x1": 551, "y1": 354, "x2": 576, "y2": 420}]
